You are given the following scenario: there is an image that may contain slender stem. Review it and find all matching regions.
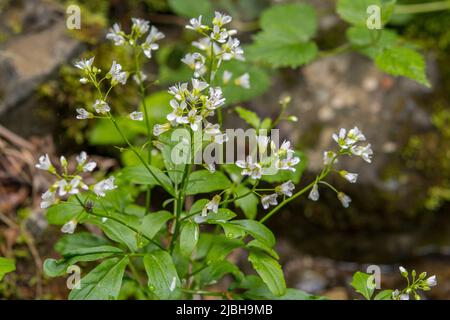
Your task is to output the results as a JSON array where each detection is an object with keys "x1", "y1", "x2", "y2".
[
  {"x1": 134, "y1": 48, "x2": 153, "y2": 215},
  {"x1": 394, "y1": 1, "x2": 450, "y2": 14}
]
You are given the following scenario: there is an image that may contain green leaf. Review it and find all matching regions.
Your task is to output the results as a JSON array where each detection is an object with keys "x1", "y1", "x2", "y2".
[
  {"x1": 230, "y1": 219, "x2": 276, "y2": 247},
  {"x1": 337, "y1": 0, "x2": 396, "y2": 27},
  {"x1": 44, "y1": 246, "x2": 124, "y2": 277},
  {"x1": 0, "y1": 257, "x2": 15, "y2": 281},
  {"x1": 375, "y1": 46, "x2": 430, "y2": 87},
  {"x1": 46, "y1": 196, "x2": 84, "y2": 225},
  {"x1": 54, "y1": 232, "x2": 110, "y2": 256},
  {"x1": 140, "y1": 211, "x2": 173, "y2": 239},
  {"x1": 186, "y1": 170, "x2": 231, "y2": 195},
  {"x1": 143, "y1": 250, "x2": 181, "y2": 299},
  {"x1": 246, "y1": 40, "x2": 318, "y2": 69},
  {"x1": 218, "y1": 222, "x2": 246, "y2": 239},
  {"x1": 261, "y1": 150, "x2": 306, "y2": 184},
  {"x1": 351, "y1": 271, "x2": 375, "y2": 300},
  {"x1": 260, "y1": 3, "x2": 317, "y2": 42},
  {"x1": 121, "y1": 164, "x2": 174, "y2": 195},
  {"x1": 198, "y1": 260, "x2": 244, "y2": 286},
  {"x1": 69, "y1": 257, "x2": 128, "y2": 300},
  {"x1": 374, "y1": 289, "x2": 393, "y2": 300},
  {"x1": 179, "y1": 220, "x2": 199, "y2": 257},
  {"x1": 88, "y1": 118, "x2": 144, "y2": 146},
  {"x1": 248, "y1": 250, "x2": 286, "y2": 296},
  {"x1": 189, "y1": 199, "x2": 209, "y2": 216},
  {"x1": 234, "y1": 185, "x2": 258, "y2": 219},
  {"x1": 246, "y1": 240, "x2": 279, "y2": 260},
  {"x1": 347, "y1": 26, "x2": 399, "y2": 58},
  {"x1": 168, "y1": 0, "x2": 213, "y2": 20},
  {"x1": 206, "y1": 236, "x2": 244, "y2": 263},
  {"x1": 235, "y1": 107, "x2": 260, "y2": 128},
  {"x1": 206, "y1": 208, "x2": 236, "y2": 223}
]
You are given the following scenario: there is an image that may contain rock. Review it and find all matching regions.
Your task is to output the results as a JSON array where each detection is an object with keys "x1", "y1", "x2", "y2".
[{"x1": 0, "y1": 0, "x2": 82, "y2": 115}]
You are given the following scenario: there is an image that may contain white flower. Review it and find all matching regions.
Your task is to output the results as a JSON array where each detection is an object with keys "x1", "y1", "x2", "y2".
[
  {"x1": 275, "y1": 180, "x2": 295, "y2": 197},
  {"x1": 202, "y1": 195, "x2": 221, "y2": 216},
  {"x1": 223, "y1": 70, "x2": 233, "y2": 84},
  {"x1": 213, "y1": 133, "x2": 229, "y2": 144},
  {"x1": 131, "y1": 18, "x2": 150, "y2": 35},
  {"x1": 74, "y1": 57, "x2": 94, "y2": 72},
  {"x1": 426, "y1": 275, "x2": 437, "y2": 287},
  {"x1": 392, "y1": 290, "x2": 400, "y2": 299},
  {"x1": 40, "y1": 190, "x2": 56, "y2": 209},
  {"x1": 142, "y1": 26, "x2": 164, "y2": 58},
  {"x1": 191, "y1": 78, "x2": 209, "y2": 95},
  {"x1": 323, "y1": 151, "x2": 336, "y2": 166},
  {"x1": 79, "y1": 77, "x2": 89, "y2": 84},
  {"x1": 93, "y1": 176, "x2": 117, "y2": 197},
  {"x1": 206, "y1": 87, "x2": 225, "y2": 110},
  {"x1": 76, "y1": 108, "x2": 93, "y2": 120},
  {"x1": 204, "y1": 123, "x2": 221, "y2": 136},
  {"x1": 399, "y1": 266, "x2": 407, "y2": 274},
  {"x1": 261, "y1": 193, "x2": 278, "y2": 210},
  {"x1": 58, "y1": 177, "x2": 81, "y2": 196},
  {"x1": 236, "y1": 156, "x2": 262, "y2": 180},
  {"x1": 340, "y1": 170, "x2": 358, "y2": 183},
  {"x1": 277, "y1": 154, "x2": 300, "y2": 172},
  {"x1": 133, "y1": 71, "x2": 147, "y2": 85},
  {"x1": 36, "y1": 154, "x2": 53, "y2": 171},
  {"x1": 186, "y1": 15, "x2": 206, "y2": 32},
  {"x1": 277, "y1": 140, "x2": 294, "y2": 157},
  {"x1": 181, "y1": 53, "x2": 206, "y2": 78},
  {"x1": 153, "y1": 123, "x2": 171, "y2": 136},
  {"x1": 184, "y1": 109, "x2": 202, "y2": 131},
  {"x1": 351, "y1": 144, "x2": 373, "y2": 163},
  {"x1": 346, "y1": 126, "x2": 366, "y2": 144},
  {"x1": 168, "y1": 83, "x2": 188, "y2": 101},
  {"x1": 221, "y1": 37, "x2": 244, "y2": 61},
  {"x1": 234, "y1": 73, "x2": 250, "y2": 89},
  {"x1": 167, "y1": 99, "x2": 187, "y2": 124},
  {"x1": 308, "y1": 184, "x2": 319, "y2": 201},
  {"x1": 76, "y1": 151, "x2": 97, "y2": 172},
  {"x1": 332, "y1": 128, "x2": 348, "y2": 148},
  {"x1": 213, "y1": 11, "x2": 232, "y2": 27},
  {"x1": 109, "y1": 61, "x2": 127, "y2": 85},
  {"x1": 210, "y1": 25, "x2": 229, "y2": 43},
  {"x1": 93, "y1": 99, "x2": 110, "y2": 114},
  {"x1": 337, "y1": 192, "x2": 351, "y2": 208},
  {"x1": 61, "y1": 219, "x2": 77, "y2": 234},
  {"x1": 106, "y1": 23, "x2": 125, "y2": 46},
  {"x1": 129, "y1": 111, "x2": 144, "y2": 121}
]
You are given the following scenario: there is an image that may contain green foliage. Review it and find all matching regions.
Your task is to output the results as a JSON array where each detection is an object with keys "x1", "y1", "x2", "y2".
[
  {"x1": 337, "y1": 0, "x2": 396, "y2": 26},
  {"x1": 351, "y1": 271, "x2": 375, "y2": 299},
  {"x1": 0, "y1": 257, "x2": 15, "y2": 281},
  {"x1": 247, "y1": 3, "x2": 318, "y2": 68},
  {"x1": 143, "y1": 250, "x2": 181, "y2": 299},
  {"x1": 248, "y1": 250, "x2": 286, "y2": 296},
  {"x1": 185, "y1": 170, "x2": 231, "y2": 195},
  {"x1": 168, "y1": 0, "x2": 213, "y2": 20}
]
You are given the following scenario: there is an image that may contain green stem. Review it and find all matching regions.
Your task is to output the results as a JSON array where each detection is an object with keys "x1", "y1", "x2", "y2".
[{"x1": 394, "y1": 1, "x2": 450, "y2": 14}]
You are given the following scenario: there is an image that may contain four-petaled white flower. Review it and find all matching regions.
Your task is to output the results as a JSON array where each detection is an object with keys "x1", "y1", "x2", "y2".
[
  {"x1": 308, "y1": 184, "x2": 320, "y2": 201},
  {"x1": 236, "y1": 156, "x2": 262, "y2": 180},
  {"x1": 74, "y1": 57, "x2": 94, "y2": 72},
  {"x1": 186, "y1": 15, "x2": 206, "y2": 32},
  {"x1": 275, "y1": 180, "x2": 295, "y2": 197},
  {"x1": 234, "y1": 73, "x2": 250, "y2": 89},
  {"x1": 191, "y1": 78, "x2": 209, "y2": 95},
  {"x1": 76, "y1": 151, "x2": 97, "y2": 172},
  {"x1": 332, "y1": 128, "x2": 348, "y2": 148},
  {"x1": 109, "y1": 60, "x2": 127, "y2": 85},
  {"x1": 93, "y1": 176, "x2": 117, "y2": 197},
  {"x1": 212, "y1": 11, "x2": 232, "y2": 27},
  {"x1": 168, "y1": 83, "x2": 188, "y2": 101},
  {"x1": 131, "y1": 18, "x2": 150, "y2": 35},
  {"x1": 351, "y1": 144, "x2": 373, "y2": 163},
  {"x1": 76, "y1": 108, "x2": 93, "y2": 120},
  {"x1": 346, "y1": 126, "x2": 366, "y2": 145},
  {"x1": 222, "y1": 37, "x2": 244, "y2": 61},
  {"x1": 223, "y1": 70, "x2": 233, "y2": 84},
  {"x1": 93, "y1": 99, "x2": 110, "y2": 114},
  {"x1": 426, "y1": 275, "x2": 437, "y2": 287},
  {"x1": 323, "y1": 151, "x2": 337, "y2": 166},
  {"x1": 36, "y1": 154, "x2": 53, "y2": 171},
  {"x1": 106, "y1": 23, "x2": 125, "y2": 46},
  {"x1": 210, "y1": 25, "x2": 229, "y2": 43},
  {"x1": 142, "y1": 26, "x2": 165, "y2": 58},
  {"x1": 58, "y1": 177, "x2": 82, "y2": 196},
  {"x1": 129, "y1": 111, "x2": 144, "y2": 121},
  {"x1": 153, "y1": 123, "x2": 171, "y2": 136},
  {"x1": 167, "y1": 99, "x2": 187, "y2": 124},
  {"x1": 202, "y1": 195, "x2": 221, "y2": 216},
  {"x1": 340, "y1": 170, "x2": 358, "y2": 183},
  {"x1": 40, "y1": 190, "x2": 56, "y2": 209},
  {"x1": 61, "y1": 219, "x2": 77, "y2": 234},
  {"x1": 337, "y1": 192, "x2": 351, "y2": 208},
  {"x1": 261, "y1": 193, "x2": 278, "y2": 210},
  {"x1": 206, "y1": 87, "x2": 225, "y2": 110},
  {"x1": 184, "y1": 109, "x2": 202, "y2": 131},
  {"x1": 277, "y1": 154, "x2": 300, "y2": 172}
]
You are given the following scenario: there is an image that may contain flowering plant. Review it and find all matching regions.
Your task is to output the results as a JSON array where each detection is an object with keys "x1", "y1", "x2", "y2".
[{"x1": 37, "y1": 13, "x2": 429, "y2": 300}]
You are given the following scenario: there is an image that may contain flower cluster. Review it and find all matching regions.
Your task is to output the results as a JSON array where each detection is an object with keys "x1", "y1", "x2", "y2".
[
  {"x1": 392, "y1": 266, "x2": 437, "y2": 300},
  {"x1": 36, "y1": 152, "x2": 117, "y2": 233},
  {"x1": 183, "y1": 12, "x2": 247, "y2": 86},
  {"x1": 308, "y1": 127, "x2": 374, "y2": 208}
]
